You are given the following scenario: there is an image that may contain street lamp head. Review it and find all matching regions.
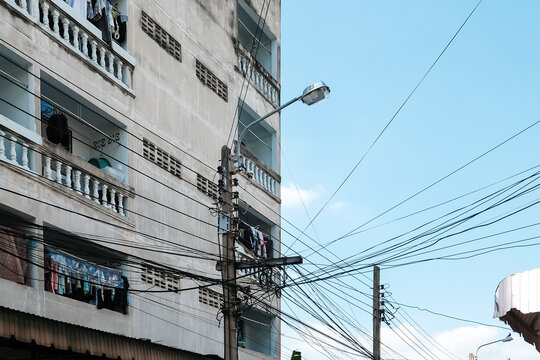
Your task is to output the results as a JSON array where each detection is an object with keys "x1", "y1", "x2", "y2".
[
  {"x1": 502, "y1": 333, "x2": 513, "y2": 342},
  {"x1": 301, "y1": 81, "x2": 330, "y2": 105},
  {"x1": 235, "y1": 80, "x2": 331, "y2": 170}
]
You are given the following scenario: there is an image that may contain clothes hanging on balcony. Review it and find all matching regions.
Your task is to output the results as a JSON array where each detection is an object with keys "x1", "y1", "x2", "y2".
[
  {"x1": 256, "y1": 230, "x2": 265, "y2": 257},
  {"x1": 46, "y1": 112, "x2": 70, "y2": 148},
  {"x1": 250, "y1": 226, "x2": 259, "y2": 252},
  {"x1": 238, "y1": 222, "x2": 254, "y2": 251},
  {"x1": 265, "y1": 237, "x2": 274, "y2": 259},
  {"x1": 113, "y1": 276, "x2": 129, "y2": 314},
  {"x1": 89, "y1": 0, "x2": 113, "y2": 46},
  {"x1": 110, "y1": 6, "x2": 128, "y2": 43},
  {"x1": 65, "y1": 0, "x2": 88, "y2": 19},
  {"x1": 45, "y1": 247, "x2": 127, "y2": 313},
  {"x1": 115, "y1": 14, "x2": 128, "y2": 43}
]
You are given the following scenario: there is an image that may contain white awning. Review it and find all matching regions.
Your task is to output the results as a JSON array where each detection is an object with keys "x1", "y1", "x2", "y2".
[
  {"x1": 494, "y1": 268, "x2": 540, "y2": 318},
  {"x1": 494, "y1": 268, "x2": 540, "y2": 353}
]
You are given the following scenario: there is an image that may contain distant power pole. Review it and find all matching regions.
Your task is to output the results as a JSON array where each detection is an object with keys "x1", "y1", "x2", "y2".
[{"x1": 373, "y1": 265, "x2": 381, "y2": 360}]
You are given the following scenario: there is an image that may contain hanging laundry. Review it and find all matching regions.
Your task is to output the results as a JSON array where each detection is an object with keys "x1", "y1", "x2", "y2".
[
  {"x1": 46, "y1": 112, "x2": 70, "y2": 148},
  {"x1": 44, "y1": 252, "x2": 53, "y2": 292},
  {"x1": 238, "y1": 222, "x2": 253, "y2": 250},
  {"x1": 65, "y1": 0, "x2": 88, "y2": 19},
  {"x1": 256, "y1": 230, "x2": 264, "y2": 257},
  {"x1": 265, "y1": 237, "x2": 274, "y2": 259},
  {"x1": 116, "y1": 14, "x2": 128, "y2": 43},
  {"x1": 113, "y1": 276, "x2": 130, "y2": 314},
  {"x1": 250, "y1": 226, "x2": 259, "y2": 253},
  {"x1": 89, "y1": 0, "x2": 113, "y2": 45}
]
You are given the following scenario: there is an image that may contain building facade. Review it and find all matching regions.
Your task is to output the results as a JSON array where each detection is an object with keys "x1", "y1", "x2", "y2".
[{"x1": 0, "y1": 0, "x2": 282, "y2": 359}]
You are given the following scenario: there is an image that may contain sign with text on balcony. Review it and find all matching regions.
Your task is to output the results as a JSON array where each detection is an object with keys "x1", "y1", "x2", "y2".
[{"x1": 93, "y1": 132, "x2": 120, "y2": 150}]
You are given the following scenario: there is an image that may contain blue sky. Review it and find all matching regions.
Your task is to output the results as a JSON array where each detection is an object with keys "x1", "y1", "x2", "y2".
[{"x1": 279, "y1": 1, "x2": 540, "y2": 359}]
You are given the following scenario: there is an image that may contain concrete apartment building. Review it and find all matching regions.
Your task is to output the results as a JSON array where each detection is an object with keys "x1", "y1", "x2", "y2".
[{"x1": 0, "y1": 0, "x2": 282, "y2": 359}]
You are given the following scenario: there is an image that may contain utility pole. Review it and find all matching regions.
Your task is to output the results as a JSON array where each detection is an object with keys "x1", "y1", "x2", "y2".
[
  {"x1": 373, "y1": 265, "x2": 380, "y2": 360},
  {"x1": 217, "y1": 145, "x2": 303, "y2": 360},
  {"x1": 219, "y1": 145, "x2": 238, "y2": 360}
]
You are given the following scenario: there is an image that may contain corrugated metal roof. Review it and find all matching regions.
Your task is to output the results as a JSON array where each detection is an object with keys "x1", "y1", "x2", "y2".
[
  {"x1": 0, "y1": 306, "x2": 222, "y2": 360},
  {"x1": 494, "y1": 268, "x2": 540, "y2": 353},
  {"x1": 494, "y1": 268, "x2": 540, "y2": 317}
]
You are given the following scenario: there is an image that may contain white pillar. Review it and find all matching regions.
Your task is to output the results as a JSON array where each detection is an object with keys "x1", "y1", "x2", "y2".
[
  {"x1": 118, "y1": 193, "x2": 125, "y2": 216},
  {"x1": 65, "y1": 165, "x2": 72, "y2": 189},
  {"x1": 0, "y1": 130, "x2": 6, "y2": 161},
  {"x1": 115, "y1": 59, "x2": 123, "y2": 80},
  {"x1": 61, "y1": 17, "x2": 70, "y2": 42},
  {"x1": 99, "y1": 46, "x2": 106, "y2": 68},
  {"x1": 52, "y1": 10, "x2": 60, "y2": 36},
  {"x1": 9, "y1": 135, "x2": 17, "y2": 163},
  {"x1": 83, "y1": 174, "x2": 91, "y2": 199},
  {"x1": 81, "y1": 32, "x2": 89, "y2": 56},
  {"x1": 44, "y1": 156, "x2": 52, "y2": 180},
  {"x1": 55, "y1": 160, "x2": 62, "y2": 184},
  {"x1": 107, "y1": 52, "x2": 114, "y2": 74},
  {"x1": 101, "y1": 184, "x2": 109, "y2": 208},
  {"x1": 92, "y1": 179, "x2": 100, "y2": 203},
  {"x1": 124, "y1": 65, "x2": 132, "y2": 87},
  {"x1": 21, "y1": 142, "x2": 29, "y2": 169},
  {"x1": 41, "y1": 2, "x2": 50, "y2": 27},
  {"x1": 90, "y1": 40, "x2": 98, "y2": 63},
  {"x1": 110, "y1": 188, "x2": 117, "y2": 212},
  {"x1": 74, "y1": 170, "x2": 82, "y2": 194},
  {"x1": 72, "y1": 26, "x2": 80, "y2": 49}
]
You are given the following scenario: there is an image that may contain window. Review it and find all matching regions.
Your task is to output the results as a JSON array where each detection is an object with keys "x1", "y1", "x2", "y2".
[
  {"x1": 197, "y1": 174, "x2": 219, "y2": 199},
  {"x1": 238, "y1": 307, "x2": 277, "y2": 357},
  {"x1": 43, "y1": 228, "x2": 129, "y2": 314},
  {"x1": 142, "y1": 138, "x2": 182, "y2": 178},
  {"x1": 237, "y1": 0, "x2": 277, "y2": 78},
  {"x1": 199, "y1": 287, "x2": 223, "y2": 309},
  {"x1": 0, "y1": 224, "x2": 28, "y2": 285},
  {"x1": 0, "y1": 44, "x2": 35, "y2": 131},
  {"x1": 237, "y1": 202, "x2": 276, "y2": 259},
  {"x1": 141, "y1": 11, "x2": 182, "y2": 62},
  {"x1": 238, "y1": 102, "x2": 277, "y2": 170},
  {"x1": 195, "y1": 59, "x2": 228, "y2": 102},
  {"x1": 40, "y1": 76, "x2": 128, "y2": 183},
  {"x1": 140, "y1": 263, "x2": 180, "y2": 292}
]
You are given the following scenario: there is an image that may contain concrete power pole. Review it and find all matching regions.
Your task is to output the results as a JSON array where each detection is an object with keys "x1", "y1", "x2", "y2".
[
  {"x1": 217, "y1": 145, "x2": 302, "y2": 360},
  {"x1": 373, "y1": 265, "x2": 381, "y2": 360},
  {"x1": 219, "y1": 145, "x2": 239, "y2": 360}
]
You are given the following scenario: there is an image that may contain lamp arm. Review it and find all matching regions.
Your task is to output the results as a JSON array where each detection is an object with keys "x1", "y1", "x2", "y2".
[
  {"x1": 235, "y1": 95, "x2": 302, "y2": 167},
  {"x1": 475, "y1": 339, "x2": 500, "y2": 358}
]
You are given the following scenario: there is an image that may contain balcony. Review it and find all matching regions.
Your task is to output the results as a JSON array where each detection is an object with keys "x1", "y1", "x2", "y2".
[
  {"x1": 3, "y1": 0, "x2": 135, "y2": 94},
  {"x1": 241, "y1": 144, "x2": 280, "y2": 198},
  {"x1": 236, "y1": 43, "x2": 279, "y2": 107},
  {"x1": 0, "y1": 117, "x2": 134, "y2": 219}
]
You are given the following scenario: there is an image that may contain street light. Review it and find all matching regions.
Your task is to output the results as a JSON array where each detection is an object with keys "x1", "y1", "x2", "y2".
[
  {"x1": 234, "y1": 81, "x2": 330, "y2": 170},
  {"x1": 472, "y1": 333, "x2": 513, "y2": 359}
]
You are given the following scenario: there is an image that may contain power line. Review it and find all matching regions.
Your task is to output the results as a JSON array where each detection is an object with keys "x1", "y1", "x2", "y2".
[
  {"x1": 289, "y1": 0, "x2": 483, "y2": 249},
  {"x1": 0, "y1": 38, "x2": 218, "y2": 175},
  {"x1": 293, "y1": 169, "x2": 540, "y2": 284},
  {"x1": 0, "y1": 68, "x2": 225, "y2": 225}
]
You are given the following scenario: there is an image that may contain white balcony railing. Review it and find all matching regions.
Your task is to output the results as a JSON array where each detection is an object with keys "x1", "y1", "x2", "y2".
[
  {"x1": 3, "y1": 0, "x2": 135, "y2": 93},
  {"x1": 236, "y1": 45, "x2": 279, "y2": 107},
  {"x1": 237, "y1": 144, "x2": 280, "y2": 198},
  {"x1": 0, "y1": 124, "x2": 132, "y2": 218},
  {"x1": 0, "y1": 129, "x2": 33, "y2": 171},
  {"x1": 244, "y1": 157, "x2": 277, "y2": 196}
]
